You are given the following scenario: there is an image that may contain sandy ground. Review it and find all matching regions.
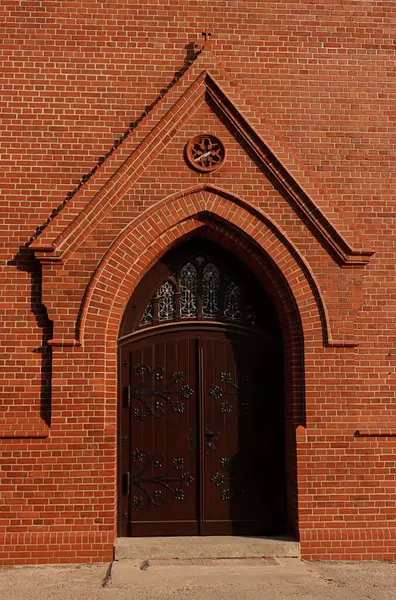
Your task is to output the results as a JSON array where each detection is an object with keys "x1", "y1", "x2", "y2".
[{"x1": 1, "y1": 559, "x2": 396, "y2": 600}]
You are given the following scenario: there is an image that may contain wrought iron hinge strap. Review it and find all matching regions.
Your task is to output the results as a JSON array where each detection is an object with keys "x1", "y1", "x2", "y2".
[
  {"x1": 123, "y1": 472, "x2": 131, "y2": 495},
  {"x1": 124, "y1": 385, "x2": 131, "y2": 408}
]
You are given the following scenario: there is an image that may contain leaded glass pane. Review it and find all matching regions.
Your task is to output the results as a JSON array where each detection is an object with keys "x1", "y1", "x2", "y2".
[
  {"x1": 157, "y1": 281, "x2": 176, "y2": 321},
  {"x1": 224, "y1": 281, "x2": 242, "y2": 321},
  {"x1": 140, "y1": 299, "x2": 153, "y2": 327},
  {"x1": 180, "y1": 262, "x2": 198, "y2": 318},
  {"x1": 202, "y1": 263, "x2": 220, "y2": 318}
]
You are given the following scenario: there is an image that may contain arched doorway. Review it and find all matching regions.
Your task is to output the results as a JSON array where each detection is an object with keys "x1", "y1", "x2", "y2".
[{"x1": 118, "y1": 239, "x2": 286, "y2": 537}]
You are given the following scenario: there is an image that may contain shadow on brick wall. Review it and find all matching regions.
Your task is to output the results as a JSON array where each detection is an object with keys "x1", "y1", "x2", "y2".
[{"x1": 8, "y1": 248, "x2": 53, "y2": 427}]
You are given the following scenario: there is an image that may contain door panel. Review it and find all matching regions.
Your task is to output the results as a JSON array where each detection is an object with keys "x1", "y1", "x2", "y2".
[
  {"x1": 200, "y1": 333, "x2": 284, "y2": 535},
  {"x1": 119, "y1": 328, "x2": 284, "y2": 537},
  {"x1": 121, "y1": 334, "x2": 199, "y2": 536}
]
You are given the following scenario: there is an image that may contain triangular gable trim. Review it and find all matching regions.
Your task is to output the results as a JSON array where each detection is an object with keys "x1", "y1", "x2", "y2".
[
  {"x1": 31, "y1": 59, "x2": 374, "y2": 267},
  {"x1": 205, "y1": 74, "x2": 374, "y2": 267}
]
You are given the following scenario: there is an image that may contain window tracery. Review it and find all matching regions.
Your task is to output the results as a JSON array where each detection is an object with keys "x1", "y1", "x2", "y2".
[
  {"x1": 138, "y1": 254, "x2": 262, "y2": 330},
  {"x1": 202, "y1": 263, "x2": 220, "y2": 318},
  {"x1": 140, "y1": 299, "x2": 153, "y2": 326},
  {"x1": 223, "y1": 280, "x2": 241, "y2": 321},
  {"x1": 157, "y1": 281, "x2": 176, "y2": 321},
  {"x1": 180, "y1": 263, "x2": 198, "y2": 318}
]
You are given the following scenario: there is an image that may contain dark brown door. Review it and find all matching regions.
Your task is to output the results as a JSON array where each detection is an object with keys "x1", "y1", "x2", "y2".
[
  {"x1": 118, "y1": 239, "x2": 285, "y2": 537},
  {"x1": 118, "y1": 327, "x2": 284, "y2": 537}
]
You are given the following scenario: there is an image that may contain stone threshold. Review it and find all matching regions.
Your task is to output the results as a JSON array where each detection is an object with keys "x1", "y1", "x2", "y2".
[
  {"x1": 115, "y1": 535, "x2": 300, "y2": 560},
  {"x1": 149, "y1": 557, "x2": 279, "y2": 566}
]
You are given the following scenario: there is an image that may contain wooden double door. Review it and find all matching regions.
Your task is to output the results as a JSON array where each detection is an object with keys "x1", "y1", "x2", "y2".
[{"x1": 118, "y1": 327, "x2": 285, "y2": 537}]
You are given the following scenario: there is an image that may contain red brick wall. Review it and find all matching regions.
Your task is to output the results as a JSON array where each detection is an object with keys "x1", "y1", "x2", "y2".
[{"x1": 0, "y1": 1, "x2": 395, "y2": 564}]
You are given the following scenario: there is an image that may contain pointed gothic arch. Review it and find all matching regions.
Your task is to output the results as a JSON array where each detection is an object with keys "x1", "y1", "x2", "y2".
[
  {"x1": 79, "y1": 185, "x2": 328, "y2": 349},
  {"x1": 73, "y1": 186, "x2": 328, "y2": 536}
]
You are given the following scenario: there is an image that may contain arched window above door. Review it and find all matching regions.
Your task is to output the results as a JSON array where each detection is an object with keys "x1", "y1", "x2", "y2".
[
  {"x1": 137, "y1": 254, "x2": 258, "y2": 330},
  {"x1": 119, "y1": 239, "x2": 281, "y2": 340}
]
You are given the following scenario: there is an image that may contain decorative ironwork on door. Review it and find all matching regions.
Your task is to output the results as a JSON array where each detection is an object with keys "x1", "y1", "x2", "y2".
[
  {"x1": 128, "y1": 450, "x2": 195, "y2": 509},
  {"x1": 209, "y1": 371, "x2": 252, "y2": 417},
  {"x1": 128, "y1": 364, "x2": 194, "y2": 419}
]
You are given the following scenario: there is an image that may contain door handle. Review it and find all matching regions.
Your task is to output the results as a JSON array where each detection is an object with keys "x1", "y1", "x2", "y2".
[
  {"x1": 205, "y1": 426, "x2": 218, "y2": 439},
  {"x1": 204, "y1": 425, "x2": 219, "y2": 451}
]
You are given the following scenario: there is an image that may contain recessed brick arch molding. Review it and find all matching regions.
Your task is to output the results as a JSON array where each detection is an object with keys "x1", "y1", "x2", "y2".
[
  {"x1": 83, "y1": 214, "x2": 309, "y2": 407},
  {"x1": 113, "y1": 218, "x2": 307, "y2": 536},
  {"x1": 80, "y1": 185, "x2": 329, "y2": 351}
]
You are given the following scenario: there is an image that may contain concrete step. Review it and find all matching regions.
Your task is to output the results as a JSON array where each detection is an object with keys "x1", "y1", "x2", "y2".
[{"x1": 115, "y1": 536, "x2": 300, "y2": 560}]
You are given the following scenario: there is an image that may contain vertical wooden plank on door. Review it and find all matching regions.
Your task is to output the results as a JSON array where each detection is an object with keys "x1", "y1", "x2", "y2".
[
  {"x1": 198, "y1": 334, "x2": 210, "y2": 534},
  {"x1": 128, "y1": 343, "x2": 145, "y2": 532},
  {"x1": 201, "y1": 334, "x2": 238, "y2": 534},
  {"x1": 198, "y1": 342, "x2": 205, "y2": 530},
  {"x1": 118, "y1": 345, "x2": 131, "y2": 536},
  {"x1": 174, "y1": 336, "x2": 198, "y2": 530}
]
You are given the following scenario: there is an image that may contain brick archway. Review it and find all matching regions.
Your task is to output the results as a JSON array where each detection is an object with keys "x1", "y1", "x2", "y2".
[{"x1": 77, "y1": 186, "x2": 327, "y2": 537}]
